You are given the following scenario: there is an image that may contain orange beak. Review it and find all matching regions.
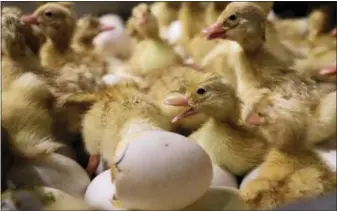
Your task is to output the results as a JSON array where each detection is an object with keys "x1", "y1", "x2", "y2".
[
  {"x1": 20, "y1": 14, "x2": 38, "y2": 25},
  {"x1": 99, "y1": 24, "x2": 115, "y2": 32},
  {"x1": 319, "y1": 66, "x2": 336, "y2": 76},
  {"x1": 163, "y1": 94, "x2": 199, "y2": 123},
  {"x1": 202, "y1": 23, "x2": 226, "y2": 40}
]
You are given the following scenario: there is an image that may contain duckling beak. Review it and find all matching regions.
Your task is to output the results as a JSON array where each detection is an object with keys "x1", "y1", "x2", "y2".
[
  {"x1": 163, "y1": 95, "x2": 189, "y2": 107},
  {"x1": 172, "y1": 107, "x2": 198, "y2": 123},
  {"x1": 202, "y1": 23, "x2": 226, "y2": 40},
  {"x1": 20, "y1": 14, "x2": 38, "y2": 25},
  {"x1": 137, "y1": 13, "x2": 148, "y2": 25},
  {"x1": 99, "y1": 24, "x2": 115, "y2": 32},
  {"x1": 319, "y1": 66, "x2": 336, "y2": 76},
  {"x1": 246, "y1": 113, "x2": 264, "y2": 126}
]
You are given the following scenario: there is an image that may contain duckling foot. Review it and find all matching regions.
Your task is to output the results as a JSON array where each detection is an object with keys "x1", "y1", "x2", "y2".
[
  {"x1": 319, "y1": 66, "x2": 336, "y2": 76},
  {"x1": 86, "y1": 154, "x2": 100, "y2": 177},
  {"x1": 331, "y1": 28, "x2": 337, "y2": 37}
]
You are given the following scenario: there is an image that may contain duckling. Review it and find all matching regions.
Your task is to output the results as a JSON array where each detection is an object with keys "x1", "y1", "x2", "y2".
[
  {"x1": 147, "y1": 66, "x2": 208, "y2": 134},
  {"x1": 21, "y1": 3, "x2": 109, "y2": 136},
  {"x1": 307, "y1": 4, "x2": 335, "y2": 42},
  {"x1": 150, "y1": 2, "x2": 181, "y2": 40},
  {"x1": 21, "y1": 2, "x2": 77, "y2": 70},
  {"x1": 164, "y1": 73, "x2": 269, "y2": 176},
  {"x1": 178, "y1": 2, "x2": 207, "y2": 45},
  {"x1": 81, "y1": 81, "x2": 172, "y2": 176},
  {"x1": 1, "y1": 9, "x2": 43, "y2": 91},
  {"x1": 72, "y1": 14, "x2": 115, "y2": 61},
  {"x1": 204, "y1": 2, "x2": 336, "y2": 144},
  {"x1": 2, "y1": 72, "x2": 63, "y2": 160},
  {"x1": 94, "y1": 14, "x2": 134, "y2": 61},
  {"x1": 126, "y1": 3, "x2": 185, "y2": 78},
  {"x1": 240, "y1": 109, "x2": 336, "y2": 210}
]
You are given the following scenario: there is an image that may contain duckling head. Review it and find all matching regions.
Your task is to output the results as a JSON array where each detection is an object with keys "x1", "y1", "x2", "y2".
[
  {"x1": 21, "y1": 2, "x2": 76, "y2": 45},
  {"x1": 73, "y1": 14, "x2": 114, "y2": 46},
  {"x1": 131, "y1": 3, "x2": 159, "y2": 38},
  {"x1": 202, "y1": 2, "x2": 267, "y2": 52},
  {"x1": 164, "y1": 73, "x2": 240, "y2": 123}
]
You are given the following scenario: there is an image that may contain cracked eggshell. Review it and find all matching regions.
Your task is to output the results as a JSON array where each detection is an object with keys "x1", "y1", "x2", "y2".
[
  {"x1": 114, "y1": 130, "x2": 213, "y2": 211},
  {"x1": 211, "y1": 164, "x2": 238, "y2": 189},
  {"x1": 84, "y1": 169, "x2": 122, "y2": 210},
  {"x1": 7, "y1": 153, "x2": 90, "y2": 197}
]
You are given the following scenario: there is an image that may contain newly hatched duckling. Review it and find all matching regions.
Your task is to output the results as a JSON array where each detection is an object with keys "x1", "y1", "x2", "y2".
[
  {"x1": 164, "y1": 73, "x2": 269, "y2": 176},
  {"x1": 21, "y1": 3, "x2": 109, "y2": 136},
  {"x1": 2, "y1": 73, "x2": 62, "y2": 160},
  {"x1": 1, "y1": 9, "x2": 43, "y2": 90},
  {"x1": 21, "y1": 2, "x2": 77, "y2": 70},
  {"x1": 204, "y1": 2, "x2": 336, "y2": 144},
  {"x1": 72, "y1": 14, "x2": 115, "y2": 53},
  {"x1": 1, "y1": 11, "x2": 62, "y2": 159},
  {"x1": 81, "y1": 81, "x2": 172, "y2": 176},
  {"x1": 125, "y1": 3, "x2": 185, "y2": 80},
  {"x1": 150, "y1": 2, "x2": 181, "y2": 40},
  {"x1": 240, "y1": 109, "x2": 336, "y2": 210}
]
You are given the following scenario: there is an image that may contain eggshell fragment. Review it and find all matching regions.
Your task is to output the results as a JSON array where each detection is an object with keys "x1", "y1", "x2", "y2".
[
  {"x1": 211, "y1": 164, "x2": 238, "y2": 188},
  {"x1": 7, "y1": 153, "x2": 90, "y2": 197},
  {"x1": 115, "y1": 130, "x2": 213, "y2": 210}
]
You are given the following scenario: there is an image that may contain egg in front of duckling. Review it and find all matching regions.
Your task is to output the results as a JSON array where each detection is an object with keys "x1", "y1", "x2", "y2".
[{"x1": 114, "y1": 130, "x2": 213, "y2": 210}]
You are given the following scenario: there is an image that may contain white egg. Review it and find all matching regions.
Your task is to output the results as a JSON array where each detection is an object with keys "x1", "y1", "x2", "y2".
[
  {"x1": 7, "y1": 153, "x2": 90, "y2": 196},
  {"x1": 114, "y1": 130, "x2": 213, "y2": 210},
  {"x1": 85, "y1": 169, "x2": 122, "y2": 210},
  {"x1": 184, "y1": 187, "x2": 248, "y2": 210},
  {"x1": 239, "y1": 166, "x2": 261, "y2": 190},
  {"x1": 211, "y1": 164, "x2": 238, "y2": 189}
]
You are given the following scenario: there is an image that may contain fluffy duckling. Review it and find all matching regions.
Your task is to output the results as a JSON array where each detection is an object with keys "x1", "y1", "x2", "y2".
[
  {"x1": 2, "y1": 72, "x2": 63, "y2": 160},
  {"x1": 164, "y1": 73, "x2": 269, "y2": 176},
  {"x1": 204, "y1": 2, "x2": 336, "y2": 144},
  {"x1": 81, "y1": 81, "x2": 172, "y2": 176},
  {"x1": 150, "y1": 2, "x2": 181, "y2": 40},
  {"x1": 2, "y1": 6, "x2": 46, "y2": 56},
  {"x1": 240, "y1": 109, "x2": 336, "y2": 210},
  {"x1": 1, "y1": 9, "x2": 43, "y2": 91},
  {"x1": 72, "y1": 14, "x2": 115, "y2": 58},
  {"x1": 21, "y1": 3, "x2": 110, "y2": 136},
  {"x1": 21, "y1": 2, "x2": 77, "y2": 69},
  {"x1": 94, "y1": 14, "x2": 134, "y2": 61},
  {"x1": 127, "y1": 3, "x2": 185, "y2": 77},
  {"x1": 178, "y1": 2, "x2": 207, "y2": 45},
  {"x1": 307, "y1": 4, "x2": 335, "y2": 42},
  {"x1": 147, "y1": 66, "x2": 208, "y2": 134}
]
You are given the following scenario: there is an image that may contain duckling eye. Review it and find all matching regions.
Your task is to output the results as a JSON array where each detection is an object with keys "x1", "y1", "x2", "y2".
[
  {"x1": 45, "y1": 11, "x2": 53, "y2": 17},
  {"x1": 228, "y1": 14, "x2": 237, "y2": 21},
  {"x1": 196, "y1": 88, "x2": 206, "y2": 95}
]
